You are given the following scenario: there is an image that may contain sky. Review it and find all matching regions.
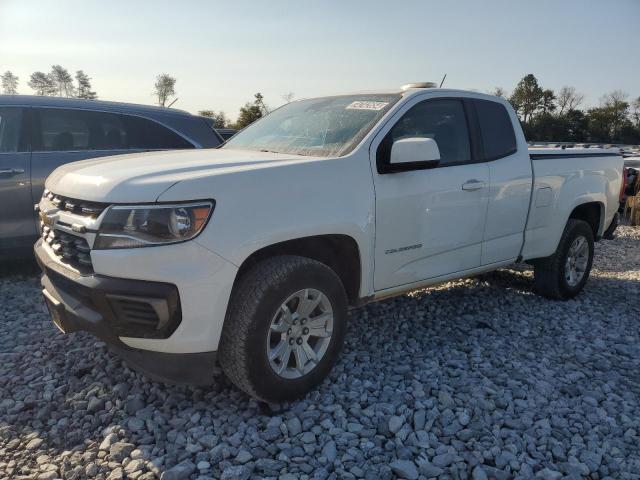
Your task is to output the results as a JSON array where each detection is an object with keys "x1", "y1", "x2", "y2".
[{"x1": 1, "y1": 0, "x2": 639, "y2": 119}]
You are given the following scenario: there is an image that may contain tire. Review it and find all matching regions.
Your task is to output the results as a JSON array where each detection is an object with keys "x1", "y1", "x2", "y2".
[
  {"x1": 533, "y1": 219, "x2": 594, "y2": 300},
  {"x1": 219, "y1": 255, "x2": 348, "y2": 402}
]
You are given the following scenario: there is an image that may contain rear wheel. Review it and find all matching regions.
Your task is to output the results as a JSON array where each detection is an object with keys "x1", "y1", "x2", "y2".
[
  {"x1": 533, "y1": 219, "x2": 594, "y2": 300},
  {"x1": 219, "y1": 255, "x2": 348, "y2": 402}
]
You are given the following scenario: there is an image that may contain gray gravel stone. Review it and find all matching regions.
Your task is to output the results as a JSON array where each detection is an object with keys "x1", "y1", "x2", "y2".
[
  {"x1": 286, "y1": 417, "x2": 302, "y2": 436},
  {"x1": 418, "y1": 461, "x2": 444, "y2": 477},
  {"x1": 322, "y1": 440, "x2": 337, "y2": 463},
  {"x1": 472, "y1": 465, "x2": 488, "y2": 480},
  {"x1": 389, "y1": 459, "x2": 419, "y2": 480},
  {"x1": 161, "y1": 461, "x2": 196, "y2": 480},
  {"x1": 110, "y1": 442, "x2": 135, "y2": 462},
  {"x1": 432, "y1": 453, "x2": 455, "y2": 468},
  {"x1": 388, "y1": 415, "x2": 403, "y2": 434},
  {"x1": 220, "y1": 464, "x2": 251, "y2": 480}
]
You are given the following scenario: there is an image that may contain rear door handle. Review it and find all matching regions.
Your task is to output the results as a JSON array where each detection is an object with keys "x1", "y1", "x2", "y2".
[
  {"x1": 0, "y1": 168, "x2": 25, "y2": 176},
  {"x1": 461, "y1": 179, "x2": 487, "y2": 191}
]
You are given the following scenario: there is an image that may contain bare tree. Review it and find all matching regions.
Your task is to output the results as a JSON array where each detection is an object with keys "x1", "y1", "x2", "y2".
[
  {"x1": 154, "y1": 74, "x2": 176, "y2": 107},
  {"x1": 28, "y1": 71, "x2": 55, "y2": 95},
  {"x1": 49, "y1": 65, "x2": 75, "y2": 97},
  {"x1": 75, "y1": 70, "x2": 97, "y2": 99},
  {"x1": 596, "y1": 90, "x2": 630, "y2": 140},
  {"x1": 281, "y1": 92, "x2": 295, "y2": 103},
  {"x1": 1, "y1": 71, "x2": 19, "y2": 94},
  {"x1": 490, "y1": 87, "x2": 507, "y2": 99},
  {"x1": 601, "y1": 89, "x2": 628, "y2": 107},
  {"x1": 556, "y1": 86, "x2": 585, "y2": 115}
]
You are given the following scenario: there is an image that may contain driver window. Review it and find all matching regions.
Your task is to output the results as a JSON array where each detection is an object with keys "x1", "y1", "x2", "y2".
[{"x1": 389, "y1": 99, "x2": 471, "y2": 166}]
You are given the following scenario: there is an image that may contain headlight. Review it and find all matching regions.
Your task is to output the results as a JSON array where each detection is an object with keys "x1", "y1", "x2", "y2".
[{"x1": 94, "y1": 201, "x2": 214, "y2": 249}]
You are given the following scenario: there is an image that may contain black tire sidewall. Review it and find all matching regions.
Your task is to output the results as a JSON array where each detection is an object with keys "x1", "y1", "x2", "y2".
[
  {"x1": 244, "y1": 262, "x2": 347, "y2": 401},
  {"x1": 558, "y1": 221, "x2": 594, "y2": 298}
]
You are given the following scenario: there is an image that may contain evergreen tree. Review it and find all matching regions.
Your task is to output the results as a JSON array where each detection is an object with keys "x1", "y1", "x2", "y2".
[
  {"x1": 28, "y1": 71, "x2": 55, "y2": 95},
  {"x1": 1, "y1": 71, "x2": 19, "y2": 94},
  {"x1": 49, "y1": 65, "x2": 75, "y2": 97},
  {"x1": 75, "y1": 70, "x2": 97, "y2": 99}
]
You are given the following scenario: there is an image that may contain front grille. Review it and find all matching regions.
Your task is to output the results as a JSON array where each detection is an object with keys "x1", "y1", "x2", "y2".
[
  {"x1": 44, "y1": 190, "x2": 108, "y2": 218},
  {"x1": 41, "y1": 225, "x2": 93, "y2": 273}
]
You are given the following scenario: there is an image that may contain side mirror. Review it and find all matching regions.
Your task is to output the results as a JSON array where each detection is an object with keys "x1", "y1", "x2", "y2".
[{"x1": 389, "y1": 137, "x2": 441, "y2": 170}]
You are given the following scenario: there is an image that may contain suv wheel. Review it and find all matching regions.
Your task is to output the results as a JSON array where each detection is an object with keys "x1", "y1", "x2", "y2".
[
  {"x1": 219, "y1": 255, "x2": 348, "y2": 402},
  {"x1": 533, "y1": 219, "x2": 595, "y2": 299}
]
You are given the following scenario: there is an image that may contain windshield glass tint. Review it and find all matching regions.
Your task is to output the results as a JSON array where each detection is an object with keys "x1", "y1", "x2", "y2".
[{"x1": 223, "y1": 94, "x2": 400, "y2": 157}]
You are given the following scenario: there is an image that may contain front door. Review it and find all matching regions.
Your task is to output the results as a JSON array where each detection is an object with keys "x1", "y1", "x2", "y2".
[
  {"x1": 0, "y1": 106, "x2": 34, "y2": 252},
  {"x1": 371, "y1": 97, "x2": 490, "y2": 291}
]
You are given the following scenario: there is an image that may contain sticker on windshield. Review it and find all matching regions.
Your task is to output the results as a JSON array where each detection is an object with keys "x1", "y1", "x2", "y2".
[{"x1": 346, "y1": 101, "x2": 389, "y2": 111}]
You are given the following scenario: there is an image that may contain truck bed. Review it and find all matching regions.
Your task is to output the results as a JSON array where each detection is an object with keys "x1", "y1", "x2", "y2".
[{"x1": 521, "y1": 148, "x2": 623, "y2": 261}]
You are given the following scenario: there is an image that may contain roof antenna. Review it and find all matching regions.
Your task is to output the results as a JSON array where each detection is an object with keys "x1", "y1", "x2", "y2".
[
  {"x1": 167, "y1": 98, "x2": 179, "y2": 108},
  {"x1": 439, "y1": 74, "x2": 447, "y2": 88}
]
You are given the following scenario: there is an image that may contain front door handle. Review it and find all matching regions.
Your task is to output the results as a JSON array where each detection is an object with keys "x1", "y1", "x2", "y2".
[
  {"x1": 0, "y1": 168, "x2": 25, "y2": 176},
  {"x1": 461, "y1": 179, "x2": 487, "y2": 191}
]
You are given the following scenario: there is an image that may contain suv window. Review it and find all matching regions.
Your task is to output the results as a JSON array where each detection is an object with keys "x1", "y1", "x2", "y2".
[
  {"x1": 124, "y1": 115, "x2": 194, "y2": 150},
  {"x1": 379, "y1": 99, "x2": 471, "y2": 170},
  {"x1": 474, "y1": 99, "x2": 517, "y2": 160},
  {"x1": 35, "y1": 108, "x2": 127, "y2": 151},
  {"x1": 0, "y1": 107, "x2": 24, "y2": 153}
]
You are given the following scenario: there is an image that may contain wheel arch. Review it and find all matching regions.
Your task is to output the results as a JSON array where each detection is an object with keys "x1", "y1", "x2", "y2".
[
  {"x1": 232, "y1": 234, "x2": 363, "y2": 306},
  {"x1": 568, "y1": 201, "x2": 604, "y2": 239}
]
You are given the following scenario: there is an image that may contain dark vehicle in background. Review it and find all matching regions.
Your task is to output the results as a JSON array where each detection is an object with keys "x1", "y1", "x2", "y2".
[
  {"x1": 215, "y1": 128, "x2": 238, "y2": 141},
  {"x1": 0, "y1": 95, "x2": 223, "y2": 258}
]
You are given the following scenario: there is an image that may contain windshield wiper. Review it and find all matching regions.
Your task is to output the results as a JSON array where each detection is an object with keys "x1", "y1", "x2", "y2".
[{"x1": 259, "y1": 149, "x2": 281, "y2": 154}]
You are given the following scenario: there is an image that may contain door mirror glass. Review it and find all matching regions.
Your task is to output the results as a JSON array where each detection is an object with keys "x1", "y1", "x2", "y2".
[{"x1": 390, "y1": 137, "x2": 440, "y2": 167}]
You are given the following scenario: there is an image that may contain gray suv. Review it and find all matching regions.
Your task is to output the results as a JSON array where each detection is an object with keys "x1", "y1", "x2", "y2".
[{"x1": 0, "y1": 95, "x2": 223, "y2": 258}]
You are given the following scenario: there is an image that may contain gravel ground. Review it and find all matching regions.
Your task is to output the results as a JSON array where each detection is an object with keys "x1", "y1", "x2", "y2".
[{"x1": 1, "y1": 226, "x2": 639, "y2": 480}]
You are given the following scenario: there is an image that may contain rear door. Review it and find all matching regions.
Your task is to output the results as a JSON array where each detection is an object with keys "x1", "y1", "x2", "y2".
[
  {"x1": 471, "y1": 99, "x2": 532, "y2": 265},
  {"x1": 30, "y1": 107, "x2": 130, "y2": 201},
  {"x1": 371, "y1": 97, "x2": 490, "y2": 290},
  {"x1": 0, "y1": 106, "x2": 34, "y2": 251}
]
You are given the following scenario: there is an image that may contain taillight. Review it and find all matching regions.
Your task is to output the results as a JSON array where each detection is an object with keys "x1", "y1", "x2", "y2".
[{"x1": 620, "y1": 167, "x2": 628, "y2": 202}]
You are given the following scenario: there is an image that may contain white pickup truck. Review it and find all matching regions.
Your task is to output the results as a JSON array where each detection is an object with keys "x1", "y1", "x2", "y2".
[{"x1": 35, "y1": 84, "x2": 622, "y2": 401}]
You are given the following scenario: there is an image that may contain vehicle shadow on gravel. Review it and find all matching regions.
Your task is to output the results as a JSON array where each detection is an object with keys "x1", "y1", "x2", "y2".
[
  {"x1": 0, "y1": 256, "x2": 38, "y2": 278},
  {"x1": 2, "y1": 232, "x2": 640, "y2": 478}
]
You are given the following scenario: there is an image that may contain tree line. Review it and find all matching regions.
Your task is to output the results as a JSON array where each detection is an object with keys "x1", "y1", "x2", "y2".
[
  {"x1": 5, "y1": 67, "x2": 637, "y2": 142},
  {"x1": 494, "y1": 74, "x2": 640, "y2": 145},
  {"x1": 0, "y1": 67, "x2": 280, "y2": 129},
  {"x1": 1, "y1": 66, "x2": 97, "y2": 99}
]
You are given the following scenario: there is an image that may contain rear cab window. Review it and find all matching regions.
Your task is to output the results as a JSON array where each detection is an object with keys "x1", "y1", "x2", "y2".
[{"x1": 473, "y1": 99, "x2": 517, "y2": 160}]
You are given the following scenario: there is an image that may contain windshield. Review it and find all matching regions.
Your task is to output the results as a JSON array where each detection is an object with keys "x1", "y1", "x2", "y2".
[{"x1": 223, "y1": 94, "x2": 401, "y2": 157}]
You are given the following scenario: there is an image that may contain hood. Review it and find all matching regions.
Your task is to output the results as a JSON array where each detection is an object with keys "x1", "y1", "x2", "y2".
[{"x1": 45, "y1": 148, "x2": 319, "y2": 203}]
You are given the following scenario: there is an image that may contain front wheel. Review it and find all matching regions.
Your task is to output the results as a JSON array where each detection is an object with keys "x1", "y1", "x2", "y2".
[
  {"x1": 533, "y1": 219, "x2": 595, "y2": 300},
  {"x1": 219, "y1": 255, "x2": 348, "y2": 402}
]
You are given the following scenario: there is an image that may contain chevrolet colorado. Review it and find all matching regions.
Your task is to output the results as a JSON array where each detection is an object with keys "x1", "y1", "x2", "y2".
[{"x1": 35, "y1": 85, "x2": 623, "y2": 401}]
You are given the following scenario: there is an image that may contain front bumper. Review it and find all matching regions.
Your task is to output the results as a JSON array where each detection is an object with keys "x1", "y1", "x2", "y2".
[{"x1": 35, "y1": 239, "x2": 218, "y2": 385}]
